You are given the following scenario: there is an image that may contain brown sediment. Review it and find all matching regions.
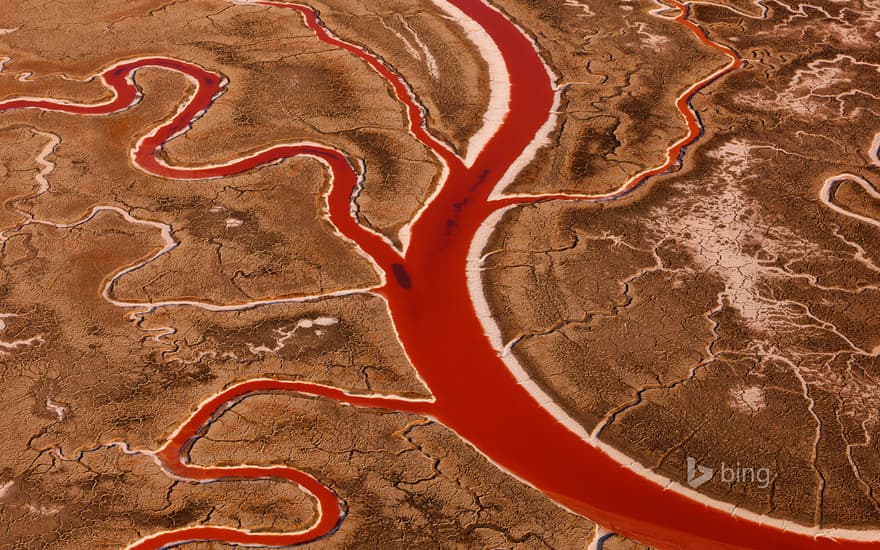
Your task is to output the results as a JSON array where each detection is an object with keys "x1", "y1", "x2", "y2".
[{"x1": 2, "y1": 0, "x2": 880, "y2": 548}]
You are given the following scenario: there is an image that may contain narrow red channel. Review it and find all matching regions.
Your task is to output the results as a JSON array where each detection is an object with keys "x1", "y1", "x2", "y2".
[{"x1": 0, "y1": 1, "x2": 869, "y2": 549}]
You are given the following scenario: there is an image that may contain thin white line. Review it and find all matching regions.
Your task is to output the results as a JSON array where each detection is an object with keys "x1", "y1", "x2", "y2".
[
  {"x1": 820, "y1": 173, "x2": 880, "y2": 229},
  {"x1": 430, "y1": 0, "x2": 510, "y2": 167},
  {"x1": 869, "y1": 132, "x2": 880, "y2": 167}
]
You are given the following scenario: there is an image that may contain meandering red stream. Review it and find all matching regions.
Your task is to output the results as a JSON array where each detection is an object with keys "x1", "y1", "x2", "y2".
[{"x1": 0, "y1": 1, "x2": 871, "y2": 548}]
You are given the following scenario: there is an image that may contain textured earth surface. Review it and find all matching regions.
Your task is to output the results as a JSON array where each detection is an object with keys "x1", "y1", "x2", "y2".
[
  {"x1": 484, "y1": 0, "x2": 880, "y2": 529},
  {"x1": 0, "y1": 0, "x2": 878, "y2": 548}
]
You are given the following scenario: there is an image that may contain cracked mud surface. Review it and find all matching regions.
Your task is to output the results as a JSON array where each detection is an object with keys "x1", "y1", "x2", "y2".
[
  {"x1": 0, "y1": 0, "x2": 608, "y2": 547},
  {"x1": 1, "y1": 0, "x2": 877, "y2": 548},
  {"x1": 188, "y1": 394, "x2": 594, "y2": 549},
  {"x1": 485, "y1": 0, "x2": 880, "y2": 531}
]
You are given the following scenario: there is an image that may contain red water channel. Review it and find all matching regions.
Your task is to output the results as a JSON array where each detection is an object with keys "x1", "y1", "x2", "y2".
[{"x1": 0, "y1": 1, "x2": 871, "y2": 548}]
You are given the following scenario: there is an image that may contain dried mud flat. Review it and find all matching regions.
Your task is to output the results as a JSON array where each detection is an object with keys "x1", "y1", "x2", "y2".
[
  {"x1": 0, "y1": 0, "x2": 878, "y2": 549},
  {"x1": 484, "y1": 0, "x2": 880, "y2": 532}
]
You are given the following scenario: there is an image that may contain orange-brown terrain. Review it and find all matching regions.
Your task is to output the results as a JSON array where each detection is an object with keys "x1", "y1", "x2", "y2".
[{"x1": 0, "y1": 0, "x2": 879, "y2": 549}]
